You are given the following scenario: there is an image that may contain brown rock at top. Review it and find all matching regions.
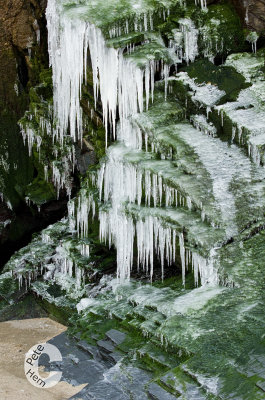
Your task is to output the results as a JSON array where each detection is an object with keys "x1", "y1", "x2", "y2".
[
  {"x1": 231, "y1": 0, "x2": 265, "y2": 33},
  {"x1": 0, "y1": 0, "x2": 47, "y2": 112}
]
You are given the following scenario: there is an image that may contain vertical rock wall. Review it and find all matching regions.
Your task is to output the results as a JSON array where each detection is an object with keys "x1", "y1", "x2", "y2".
[{"x1": 0, "y1": 0, "x2": 49, "y2": 265}]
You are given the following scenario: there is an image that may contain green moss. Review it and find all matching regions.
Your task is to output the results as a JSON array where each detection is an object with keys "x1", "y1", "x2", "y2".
[
  {"x1": 199, "y1": 0, "x2": 247, "y2": 58},
  {"x1": 0, "y1": 111, "x2": 34, "y2": 207},
  {"x1": 0, "y1": 272, "x2": 17, "y2": 302},
  {"x1": 72, "y1": 312, "x2": 122, "y2": 345},
  {"x1": 153, "y1": 270, "x2": 195, "y2": 291},
  {"x1": 26, "y1": 179, "x2": 56, "y2": 205},
  {"x1": 181, "y1": 59, "x2": 250, "y2": 103},
  {"x1": 25, "y1": 176, "x2": 56, "y2": 206},
  {"x1": 0, "y1": 293, "x2": 48, "y2": 322},
  {"x1": 35, "y1": 295, "x2": 73, "y2": 325}
]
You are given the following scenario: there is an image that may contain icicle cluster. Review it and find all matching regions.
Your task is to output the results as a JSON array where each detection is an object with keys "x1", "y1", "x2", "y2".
[
  {"x1": 87, "y1": 24, "x2": 157, "y2": 141},
  {"x1": 97, "y1": 149, "x2": 194, "y2": 211},
  {"x1": 179, "y1": 19, "x2": 199, "y2": 64},
  {"x1": 168, "y1": 19, "x2": 199, "y2": 67},
  {"x1": 195, "y1": 0, "x2": 207, "y2": 10},
  {"x1": 43, "y1": 244, "x2": 85, "y2": 289},
  {"x1": 47, "y1": 0, "x2": 217, "y2": 285},
  {"x1": 246, "y1": 32, "x2": 259, "y2": 53},
  {"x1": 52, "y1": 156, "x2": 73, "y2": 198},
  {"x1": 190, "y1": 115, "x2": 217, "y2": 137},
  {"x1": 76, "y1": 190, "x2": 96, "y2": 238},
  {"x1": 46, "y1": 0, "x2": 89, "y2": 143},
  {"x1": 90, "y1": 34, "x2": 215, "y2": 282},
  {"x1": 109, "y1": 12, "x2": 154, "y2": 39},
  {"x1": 20, "y1": 123, "x2": 42, "y2": 156}
]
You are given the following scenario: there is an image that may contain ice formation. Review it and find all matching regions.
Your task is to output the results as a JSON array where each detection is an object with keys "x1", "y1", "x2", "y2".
[
  {"x1": 246, "y1": 32, "x2": 259, "y2": 53},
  {"x1": 179, "y1": 19, "x2": 199, "y2": 64},
  {"x1": 20, "y1": 123, "x2": 42, "y2": 156},
  {"x1": 87, "y1": 24, "x2": 159, "y2": 141},
  {"x1": 46, "y1": 0, "x2": 89, "y2": 143},
  {"x1": 195, "y1": 0, "x2": 207, "y2": 10},
  {"x1": 46, "y1": 0, "x2": 219, "y2": 285}
]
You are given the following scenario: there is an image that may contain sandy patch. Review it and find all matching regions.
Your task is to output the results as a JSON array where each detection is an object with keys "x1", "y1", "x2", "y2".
[{"x1": 0, "y1": 318, "x2": 87, "y2": 400}]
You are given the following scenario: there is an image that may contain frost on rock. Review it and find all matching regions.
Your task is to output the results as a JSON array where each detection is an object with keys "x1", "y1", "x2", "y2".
[
  {"x1": 190, "y1": 114, "x2": 217, "y2": 137},
  {"x1": 173, "y1": 73, "x2": 225, "y2": 110}
]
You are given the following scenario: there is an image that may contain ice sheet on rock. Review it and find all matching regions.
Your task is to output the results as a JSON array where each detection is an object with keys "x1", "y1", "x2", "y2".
[
  {"x1": 216, "y1": 53, "x2": 265, "y2": 165},
  {"x1": 77, "y1": 297, "x2": 99, "y2": 313},
  {"x1": 171, "y1": 285, "x2": 224, "y2": 315},
  {"x1": 190, "y1": 114, "x2": 217, "y2": 137},
  {"x1": 128, "y1": 284, "x2": 223, "y2": 320},
  {"x1": 176, "y1": 123, "x2": 254, "y2": 238}
]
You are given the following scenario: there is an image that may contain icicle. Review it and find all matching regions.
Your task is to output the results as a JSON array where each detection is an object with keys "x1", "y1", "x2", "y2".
[
  {"x1": 46, "y1": 0, "x2": 88, "y2": 142},
  {"x1": 179, "y1": 233, "x2": 186, "y2": 285},
  {"x1": 246, "y1": 32, "x2": 259, "y2": 53},
  {"x1": 81, "y1": 243, "x2": 90, "y2": 257},
  {"x1": 42, "y1": 233, "x2": 51, "y2": 244},
  {"x1": 195, "y1": 0, "x2": 207, "y2": 10},
  {"x1": 179, "y1": 19, "x2": 199, "y2": 64},
  {"x1": 162, "y1": 64, "x2": 170, "y2": 100},
  {"x1": 76, "y1": 190, "x2": 95, "y2": 238},
  {"x1": 68, "y1": 199, "x2": 76, "y2": 231}
]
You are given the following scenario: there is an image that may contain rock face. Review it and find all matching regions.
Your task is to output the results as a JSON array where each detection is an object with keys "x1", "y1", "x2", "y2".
[
  {"x1": 0, "y1": 0, "x2": 51, "y2": 262},
  {"x1": 0, "y1": 0, "x2": 47, "y2": 109},
  {"x1": 232, "y1": 0, "x2": 265, "y2": 32}
]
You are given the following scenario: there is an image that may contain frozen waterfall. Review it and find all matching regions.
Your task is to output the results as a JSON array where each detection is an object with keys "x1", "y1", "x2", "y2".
[{"x1": 46, "y1": 0, "x2": 218, "y2": 285}]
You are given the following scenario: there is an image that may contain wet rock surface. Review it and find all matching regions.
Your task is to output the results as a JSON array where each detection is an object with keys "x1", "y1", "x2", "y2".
[{"x1": 39, "y1": 329, "x2": 177, "y2": 400}]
